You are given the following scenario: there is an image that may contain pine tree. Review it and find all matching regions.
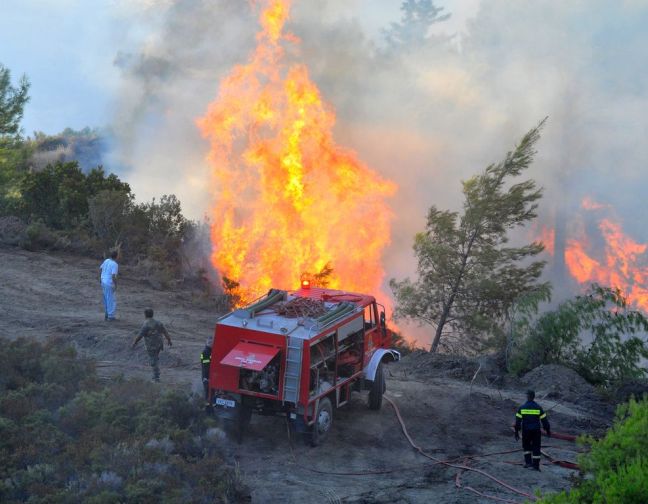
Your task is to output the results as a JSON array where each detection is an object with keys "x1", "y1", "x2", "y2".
[{"x1": 391, "y1": 120, "x2": 549, "y2": 352}]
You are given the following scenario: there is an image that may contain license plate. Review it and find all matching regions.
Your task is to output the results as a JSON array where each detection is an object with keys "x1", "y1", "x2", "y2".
[{"x1": 215, "y1": 398, "x2": 236, "y2": 408}]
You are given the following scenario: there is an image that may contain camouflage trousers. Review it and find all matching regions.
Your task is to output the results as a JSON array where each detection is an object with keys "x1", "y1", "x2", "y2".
[{"x1": 148, "y1": 351, "x2": 161, "y2": 382}]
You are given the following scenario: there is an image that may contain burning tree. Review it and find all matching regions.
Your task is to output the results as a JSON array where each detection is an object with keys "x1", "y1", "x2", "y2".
[
  {"x1": 391, "y1": 120, "x2": 549, "y2": 353},
  {"x1": 197, "y1": 0, "x2": 396, "y2": 303}
]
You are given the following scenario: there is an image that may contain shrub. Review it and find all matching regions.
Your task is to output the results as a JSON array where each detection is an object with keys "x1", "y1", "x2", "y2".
[
  {"x1": 0, "y1": 215, "x2": 26, "y2": 244},
  {"x1": 20, "y1": 220, "x2": 57, "y2": 250},
  {"x1": 19, "y1": 163, "x2": 130, "y2": 230},
  {"x1": 0, "y1": 337, "x2": 247, "y2": 503},
  {"x1": 510, "y1": 284, "x2": 648, "y2": 386},
  {"x1": 539, "y1": 397, "x2": 648, "y2": 503}
]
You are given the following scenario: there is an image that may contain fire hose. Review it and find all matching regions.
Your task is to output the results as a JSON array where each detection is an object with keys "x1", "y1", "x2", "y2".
[
  {"x1": 508, "y1": 426, "x2": 581, "y2": 470},
  {"x1": 283, "y1": 395, "x2": 581, "y2": 501},
  {"x1": 384, "y1": 395, "x2": 539, "y2": 502}
]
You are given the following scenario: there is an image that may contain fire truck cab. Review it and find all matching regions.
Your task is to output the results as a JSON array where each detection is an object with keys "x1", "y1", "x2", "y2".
[{"x1": 207, "y1": 285, "x2": 400, "y2": 445}]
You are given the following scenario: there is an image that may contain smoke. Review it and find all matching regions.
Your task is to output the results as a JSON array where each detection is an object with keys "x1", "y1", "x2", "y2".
[
  {"x1": 110, "y1": 0, "x2": 648, "y2": 343},
  {"x1": 110, "y1": 0, "x2": 257, "y2": 216}
]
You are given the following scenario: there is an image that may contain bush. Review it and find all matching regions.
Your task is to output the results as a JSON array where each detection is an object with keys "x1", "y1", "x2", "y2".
[
  {"x1": 539, "y1": 397, "x2": 648, "y2": 503},
  {"x1": 19, "y1": 162, "x2": 130, "y2": 230},
  {"x1": 0, "y1": 216, "x2": 26, "y2": 245},
  {"x1": 0, "y1": 337, "x2": 248, "y2": 503},
  {"x1": 20, "y1": 221, "x2": 57, "y2": 250},
  {"x1": 510, "y1": 284, "x2": 648, "y2": 386}
]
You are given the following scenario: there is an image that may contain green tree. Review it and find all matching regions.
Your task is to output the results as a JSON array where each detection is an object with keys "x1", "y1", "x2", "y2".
[
  {"x1": 0, "y1": 64, "x2": 29, "y2": 139},
  {"x1": 539, "y1": 397, "x2": 648, "y2": 503},
  {"x1": 20, "y1": 161, "x2": 88, "y2": 228},
  {"x1": 510, "y1": 284, "x2": 648, "y2": 386},
  {"x1": 0, "y1": 64, "x2": 30, "y2": 207},
  {"x1": 85, "y1": 166, "x2": 131, "y2": 196},
  {"x1": 390, "y1": 120, "x2": 549, "y2": 353},
  {"x1": 88, "y1": 189, "x2": 135, "y2": 251},
  {"x1": 20, "y1": 162, "x2": 132, "y2": 230}
]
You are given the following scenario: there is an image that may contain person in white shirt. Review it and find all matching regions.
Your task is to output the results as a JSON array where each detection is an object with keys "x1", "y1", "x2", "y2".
[{"x1": 100, "y1": 251, "x2": 119, "y2": 320}]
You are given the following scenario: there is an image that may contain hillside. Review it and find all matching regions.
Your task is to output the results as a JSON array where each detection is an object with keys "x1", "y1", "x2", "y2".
[{"x1": 0, "y1": 245, "x2": 615, "y2": 503}]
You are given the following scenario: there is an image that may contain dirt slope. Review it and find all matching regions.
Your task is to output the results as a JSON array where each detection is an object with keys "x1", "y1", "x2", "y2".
[{"x1": 0, "y1": 245, "x2": 613, "y2": 503}]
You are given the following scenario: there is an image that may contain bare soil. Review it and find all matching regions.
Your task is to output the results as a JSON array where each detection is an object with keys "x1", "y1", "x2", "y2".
[{"x1": 0, "y1": 245, "x2": 615, "y2": 503}]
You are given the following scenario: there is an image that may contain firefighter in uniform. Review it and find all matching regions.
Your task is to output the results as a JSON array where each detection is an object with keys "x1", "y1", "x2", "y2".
[
  {"x1": 514, "y1": 390, "x2": 551, "y2": 470},
  {"x1": 200, "y1": 342, "x2": 212, "y2": 403},
  {"x1": 132, "y1": 308, "x2": 173, "y2": 382}
]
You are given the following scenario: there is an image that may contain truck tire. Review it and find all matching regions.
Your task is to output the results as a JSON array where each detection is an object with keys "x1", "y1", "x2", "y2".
[
  {"x1": 310, "y1": 397, "x2": 333, "y2": 447},
  {"x1": 368, "y1": 362, "x2": 385, "y2": 410}
]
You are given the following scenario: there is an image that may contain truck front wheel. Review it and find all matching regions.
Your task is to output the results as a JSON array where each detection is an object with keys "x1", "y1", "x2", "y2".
[
  {"x1": 368, "y1": 362, "x2": 385, "y2": 410},
  {"x1": 310, "y1": 397, "x2": 333, "y2": 447}
]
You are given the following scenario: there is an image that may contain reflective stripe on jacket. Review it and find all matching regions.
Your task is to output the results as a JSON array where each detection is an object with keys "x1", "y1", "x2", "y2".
[{"x1": 515, "y1": 400, "x2": 550, "y2": 432}]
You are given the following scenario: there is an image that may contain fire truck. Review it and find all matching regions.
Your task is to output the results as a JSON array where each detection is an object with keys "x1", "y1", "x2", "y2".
[{"x1": 207, "y1": 283, "x2": 400, "y2": 445}]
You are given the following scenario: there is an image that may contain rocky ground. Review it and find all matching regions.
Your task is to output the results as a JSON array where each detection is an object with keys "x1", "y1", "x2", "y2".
[{"x1": 0, "y1": 245, "x2": 616, "y2": 503}]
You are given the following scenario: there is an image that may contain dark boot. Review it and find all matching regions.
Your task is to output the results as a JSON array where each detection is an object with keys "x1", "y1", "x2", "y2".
[
  {"x1": 532, "y1": 458, "x2": 541, "y2": 471},
  {"x1": 524, "y1": 453, "x2": 532, "y2": 468}
]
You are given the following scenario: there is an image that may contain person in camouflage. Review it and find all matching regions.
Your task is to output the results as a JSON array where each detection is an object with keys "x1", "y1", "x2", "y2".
[{"x1": 132, "y1": 308, "x2": 173, "y2": 382}]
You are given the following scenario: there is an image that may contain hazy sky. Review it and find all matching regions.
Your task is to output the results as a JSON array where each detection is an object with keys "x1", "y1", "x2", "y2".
[{"x1": 0, "y1": 0, "x2": 477, "y2": 135}]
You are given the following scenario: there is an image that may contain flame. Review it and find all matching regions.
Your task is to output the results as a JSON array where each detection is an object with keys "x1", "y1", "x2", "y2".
[
  {"x1": 581, "y1": 196, "x2": 610, "y2": 211},
  {"x1": 536, "y1": 225, "x2": 555, "y2": 256},
  {"x1": 197, "y1": 0, "x2": 396, "y2": 306},
  {"x1": 564, "y1": 200, "x2": 648, "y2": 312}
]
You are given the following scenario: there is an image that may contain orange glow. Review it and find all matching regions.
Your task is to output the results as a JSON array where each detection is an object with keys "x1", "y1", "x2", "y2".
[
  {"x1": 197, "y1": 0, "x2": 396, "y2": 307},
  {"x1": 565, "y1": 207, "x2": 648, "y2": 312},
  {"x1": 581, "y1": 196, "x2": 610, "y2": 211},
  {"x1": 537, "y1": 225, "x2": 555, "y2": 256}
]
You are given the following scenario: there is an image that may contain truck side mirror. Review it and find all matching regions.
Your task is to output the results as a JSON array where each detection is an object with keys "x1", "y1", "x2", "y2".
[{"x1": 380, "y1": 311, "x2": 386, "y2": 337}]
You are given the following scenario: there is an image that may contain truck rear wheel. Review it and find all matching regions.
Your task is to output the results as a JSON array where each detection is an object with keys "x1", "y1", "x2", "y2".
[
  {"x1": 368, "y1": 363, "x2": 385, "y2": 410},
  {"x1": 310, "y1": 397, "x2": 333, "y2": 447}
]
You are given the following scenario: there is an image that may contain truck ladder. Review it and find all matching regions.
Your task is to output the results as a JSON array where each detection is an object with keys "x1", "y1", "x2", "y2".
[{"x1": 283, "y1": 336, "x2": 303, "y2": 404}]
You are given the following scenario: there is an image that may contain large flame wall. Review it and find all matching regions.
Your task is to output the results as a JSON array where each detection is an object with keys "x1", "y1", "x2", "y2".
[{"x1": 197, "y1": 0, "x2": 396, "y2": 302}]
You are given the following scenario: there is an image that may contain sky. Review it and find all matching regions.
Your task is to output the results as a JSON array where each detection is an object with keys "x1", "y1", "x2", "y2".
[{"x1": 0, "y1": 0, "x2": 477, "y2": 135}]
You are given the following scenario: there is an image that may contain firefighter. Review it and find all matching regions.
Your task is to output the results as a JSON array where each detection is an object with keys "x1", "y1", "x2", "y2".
[
  {"x1": 132, "y1": 308, "x2": 173, "y2": 382},
  {"x1": 200, "y1": 342, "x2": 212, "y2": 403},
  {"x1": 514, "y1": 389, "x2": 551, "y2": 470}
]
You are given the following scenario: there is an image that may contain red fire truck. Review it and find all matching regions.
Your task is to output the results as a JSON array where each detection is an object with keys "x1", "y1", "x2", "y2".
[{"x1": 207, "y1": 283, "x2": 400, "y2": 445}]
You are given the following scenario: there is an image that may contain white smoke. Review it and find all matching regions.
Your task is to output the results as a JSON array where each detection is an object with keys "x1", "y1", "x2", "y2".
[{"x1": 110, "y1": 0, "x2": 648, "y2": 344}]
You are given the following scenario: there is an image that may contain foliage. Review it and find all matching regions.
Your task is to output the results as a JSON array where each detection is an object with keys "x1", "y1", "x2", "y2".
[
  {"x1": 14, "y1": 162, "x2": 193, "y2": 281},
  {"x1": 382, "y1": 0, "x2": 451, "y2": 51},
  {"x1": 0, "y1": 63, "x2": 30, "y2": 139},
  {"x1": 501, "y1": 288, "x2": 553, "y2": 371},
  {"x1": 0, "y1": 64, "x2": 200, "y2": 291},
  {"x1": 88, "y1": 189, "x2": 137, "y2": 250},
  {"x1": 0, "y1": 64, "x2": 30, "y2": 208},
  {"x1": 510, "y1": 284, "x2": 648, "y2": 386},
  {"x1": 539, "y1": 397, "x2": 648, "y2": 503},
  {"x1": 391, "y1": 120, "x2": 549, "y2": 353},
  {"x1": 0, "y1": 337, "x2": 248, "y2": 503},
  {"x1": 19, "y1": 162, "x2": 130, "y2": 229},
  {"x1": 20, "y1": 220, "x2": 59, "y2": 251},
  {"x1": 142, "y1": 194, "x2": 192, "y2": 263}
]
